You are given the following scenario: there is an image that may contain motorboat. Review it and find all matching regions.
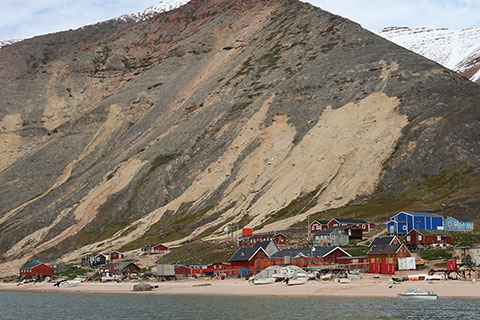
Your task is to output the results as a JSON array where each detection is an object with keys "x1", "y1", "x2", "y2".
[
  {"x1": 286, "y1": 277, "x2": 308, "y2": 286},
  {"x1": 253, "y1": 278, "x2": 276, "y2": 285},
  {"x1": 54, "y1": 280, "x2": 82, "y2": 288},
  {"x1": 398, "y1": 288, "x2": 438, "y2": 300}
]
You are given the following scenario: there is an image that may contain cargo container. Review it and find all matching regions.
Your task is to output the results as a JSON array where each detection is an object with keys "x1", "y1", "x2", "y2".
[
  {"x1": 398, "y1": 257, "x2": 416, "y2": 270},
  {"x1": 155, "y1": 264, "x2": 175, "y2": 277}
]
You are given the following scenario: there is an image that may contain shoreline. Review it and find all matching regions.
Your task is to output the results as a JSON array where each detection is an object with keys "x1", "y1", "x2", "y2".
[{"x1": 1, "y1": 275, "x2": 479, "y2": 299}]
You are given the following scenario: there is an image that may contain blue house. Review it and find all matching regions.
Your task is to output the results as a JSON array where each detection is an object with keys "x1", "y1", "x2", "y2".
[
  {"x1": 387, "y1": 211, "x2": 444, "y2": 235},
  {"x1": 444, "y1": 217, "x2": 474, "y2": 232}
]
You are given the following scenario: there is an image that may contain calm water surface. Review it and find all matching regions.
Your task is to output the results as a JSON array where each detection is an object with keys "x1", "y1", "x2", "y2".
[{"x1": 0, "y1": 291, "x2": 479, "y2": 319}]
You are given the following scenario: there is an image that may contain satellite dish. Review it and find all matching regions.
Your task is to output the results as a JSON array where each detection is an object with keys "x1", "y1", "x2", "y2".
[{"x1": 224, "y1": 226, "x2": 231, "y2": 234}]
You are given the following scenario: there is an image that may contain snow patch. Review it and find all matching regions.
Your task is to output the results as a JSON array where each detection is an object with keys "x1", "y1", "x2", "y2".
[
  {"x1": 378, "y1": 26, "x2": 480, "y2": 81},
  {"x1": 119, "y1": 0, "x2": 189, "y2": 22}
]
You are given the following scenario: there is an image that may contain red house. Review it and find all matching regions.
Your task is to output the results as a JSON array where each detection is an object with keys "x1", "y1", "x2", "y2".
[
  {"x1": 175, "y1": 265, "x2": 193, "y2": 277},
  {"x1": 405, "y1": 229, "x2": 455, "y2": 247},
  {"x1": 309, "y1": 220, "x2": 329, "y2": 233},
  {"x1": 327, "y1": 218, "x2": 375, "y2": 233},
  {"x1": 19, "y1": 259, "x2": 53, "y2": 278},
  {"x1": 108, "y1": 251, "x2": 124, "y2": 260},
  {"x1": 229, "y1": 247, "x2": 269, "y2": 268},
  {"x1": 247, "y1": 233, "x2": 286, "y2": 246},
  {"x1": 141, "y1": 244, "x2": 168, "y2": 255},
  {"x1": 99, "y1": 263, "x2": 117, "y2": 276}
]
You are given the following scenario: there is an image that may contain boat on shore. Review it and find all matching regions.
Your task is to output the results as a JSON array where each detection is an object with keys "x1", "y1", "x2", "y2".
[
  {"x1": 398, "y1": 288, "x2": 438, "y2": 300},
  {"x1": 286, "y1": 277, "x2": 308, "y2": 286},
  {"x1": 253, "y1": 278, "x2": 275, "y2": 285},
  {"x1": 54, "y1": 280, "x2": 82, "y2": 288}
]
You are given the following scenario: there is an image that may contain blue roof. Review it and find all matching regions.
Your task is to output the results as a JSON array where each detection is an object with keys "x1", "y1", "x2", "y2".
[{"x1": 402, "y1": 211, "x2": 443, "y2": 218}]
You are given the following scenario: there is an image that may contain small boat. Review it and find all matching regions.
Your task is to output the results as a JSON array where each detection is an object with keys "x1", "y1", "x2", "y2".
[
  {"x1": 398, "y1": 288, "x2": 438, "y2": 300},
  {"x1": 54, "y1": 280, "x2": 82, "y2": 288},
  {"x1": 253, "y1": 278, "x2": 275, "y2": 285},
  {"x1": 286, "y1": 277, "x2": 308, "y2": 286}
]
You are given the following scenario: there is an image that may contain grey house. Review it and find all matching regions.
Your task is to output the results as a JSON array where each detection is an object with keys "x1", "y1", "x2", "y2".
[{"x1": 313, "y1": 229, "x2": 349, "y2": 246}]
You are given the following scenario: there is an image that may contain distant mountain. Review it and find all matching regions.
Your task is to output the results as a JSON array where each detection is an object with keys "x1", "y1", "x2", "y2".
[
  {"x1": 1, "y1": 0, "x2": 480, "y2": 275},
  {"x1": 0, "y1": 39, "x2": 21, "y2": 48},
  {"x1": 379, "y1": 26, "x2": 480, "y2": 83},
  {"x1": 120, "y1": 0, "x2": 189, "y2": 21}
]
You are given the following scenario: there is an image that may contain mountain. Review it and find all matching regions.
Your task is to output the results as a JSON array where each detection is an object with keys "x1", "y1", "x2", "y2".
[
  {"x1": 379, "y1": 26, "x2": 480, "y2": 83},
  {"x1": 1, "y1": 0, "x2": 480, "y2": 275}
]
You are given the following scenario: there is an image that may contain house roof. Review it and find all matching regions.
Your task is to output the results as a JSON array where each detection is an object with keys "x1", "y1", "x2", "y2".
[
  {"x1": 332, "y1": 218, "x2": 367, "y2": 224},
  {"x1": 370, "y1": 236, "x2": 397, "y2": 247},
  {"x1": 114, "y1": 262, "x2": 139, "y2": 271},
  {"x1": 100, "y1": 263, "x2": 117, "y2": 269},
  {"x1": 229, "y1": 247, "x2": 268, "y2": 262},
  {"x1": 409, "y1": 229, "x2": 454, "y2": 237},
  {"x1": 401, "y1": 211, "x2": 442, "y2": 218},
  {"x1": 21, "y1": 259, "x2": 44, "y2": 269},
  {"x1": 311, "y1": 220, "x2": 329, "y2": 225},
  {"x1": 448, "y1": 216, "x2": 473, "y2": 223},
  {"x1": 272, "y1": 246, "x2": 351, "y2": 258},
  {"x1": 314, "y1": 228, "x2": 345, "y2": 236},
  {"x1": 368, "y1": 244, "x2": 404, "y2": 255},
  {"x1": 252, "y1": 241, "x2": 276, "y2": 251}
]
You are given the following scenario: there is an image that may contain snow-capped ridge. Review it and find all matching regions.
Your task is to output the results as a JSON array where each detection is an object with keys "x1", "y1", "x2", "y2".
[
  {"x1": 378, "y1": 26, "x2": 480, "y2": 83},
  {"x1": 119, "y1": 0, "x2": 189, "y2": 22}
]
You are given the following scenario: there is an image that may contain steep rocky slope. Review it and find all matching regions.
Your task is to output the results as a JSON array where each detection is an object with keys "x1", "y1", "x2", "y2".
[
  {"x1": 379, "y1": 26, "x2": 480, "y2": 83},
  {"x1": 1, "y1": 0, "x2": 480, "y2": 274}
]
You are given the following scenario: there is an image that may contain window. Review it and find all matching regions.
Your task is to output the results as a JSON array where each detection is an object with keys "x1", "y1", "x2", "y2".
[
  {"x1": 460, "y1": 222, "x2": 464, "y2": 226},
  {"x1": 362, "y1": 224, "x2": 366, "y2": 229},
  {"x1": 437, "y1": 236, "x2": 441, "y2": 241},
  {"x1": 448, "y1": 222, "x2": 452, "y2": 226},
  {"x1": 418, "y1": 235, "x2": 422, "y2": 241},
  {"x1": 454, "y1": 222, "x2": 458, "y2": 226},
  {"x1": 402, "y1": 225, "x2": 407, "y2": 230},
  {"x1": 406, "y1": 236, "x2": 411, "y2": 241}
]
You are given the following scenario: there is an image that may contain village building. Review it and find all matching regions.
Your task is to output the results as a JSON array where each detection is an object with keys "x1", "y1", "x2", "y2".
[
  {"x1": 453, "y1": 246, "x2": 480, "y2": 265},
  {"x1": 99, "y1": 263, "x2": 117, "y2": 277},
  {"x1": 251, "y1": 241, "x2": 279, "y2": 257},
  {"x1": 140, "y1": 244, "x2": 168, "y2": 255},
  {"x1": 370, "y1": 235, "x2": 401, "y2": 247},
  {"x1": 82, "y1": 253, "x2": 108, "y2": 267},
  {"x1": 246, "y1": 233, "x2": 287, "y2": 246},
  {"x1": 386, "y1": 211, "x2": 444, "y2": 235},
  {"x1": 19, "y1": 259, "x2": 53, "y2": 279},
  {"x1": 174, "y1": 265, "x2": 193, "y2": 277},
  {"x1": 229, "y1": 247, "x2": 269, "y2": 269},
  {"x1": 313, "y1": 229, "x2": 349, "y2": 246},
  {"x1": 108, "y1": 251, "x2": 124, "y2": 260},
  {"x1": 309, "y1": 220, "x2": 329, "y2": 233},
  {"x1": 272, "y1": 246, "x2": 351, "y2": 263},
  {"x1": 327, "y1": 218, "x2": 375, "y2": 233},
  {"x1": 444, "y1": 217, "x2": 474, "y2": 232},
  {"x1": 114, "y1": 262, "x2": 141, "y2": 277},
  {"x1": 50, "y1": 262, "x2": 67, "y2": 273},
  {"x1": 404, "y1": 229, "x2": 455, "y2": 248},
  {"x1": 367, "y1": 244, "x2": 411, "y2": 265}
]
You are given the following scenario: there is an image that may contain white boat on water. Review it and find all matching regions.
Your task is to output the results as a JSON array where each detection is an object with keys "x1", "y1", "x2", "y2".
[
  {"x1": 253, "y1": 278, "x2": 275, "y2": 285},
  {"x1": 398, "y1": 288, "x2": 438, "y2": 300}
]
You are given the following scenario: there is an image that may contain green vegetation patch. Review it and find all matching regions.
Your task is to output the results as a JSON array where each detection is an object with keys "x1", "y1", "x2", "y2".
[
  {"x1": 119, "y1": 203, "x2": 217, "y2": 252},
  {"x1": 344, "y1": 245, "x2": 369, "y2": 256},
  {"x1": 419, "y1": 249, "x2": 452, "y2": 261},
  {"x1": 452, "y1": 233, "x2": 480, "y2": 247},
  {"x1": 295, "y1": 166, "x2": 480, "y2": 227},
  {"x1": 256, "y1": 188, "x2": 320, "y2": 230},
  {"x1": 156, "y1": 240, "x2": 238, "y2": 265},
  {"x1": 55, "y1": 267, "x2": 94, "y2": 280}
]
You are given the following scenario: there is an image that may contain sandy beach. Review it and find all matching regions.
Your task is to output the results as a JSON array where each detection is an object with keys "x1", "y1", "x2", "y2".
[{"x1": 1, "y1": 274, "x2": 479, "y2": 298}]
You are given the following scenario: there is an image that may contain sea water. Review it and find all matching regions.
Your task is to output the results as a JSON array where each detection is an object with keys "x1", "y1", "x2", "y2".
[{"x1": 0, "y1": 291, "x2": 479, "y2": 319}]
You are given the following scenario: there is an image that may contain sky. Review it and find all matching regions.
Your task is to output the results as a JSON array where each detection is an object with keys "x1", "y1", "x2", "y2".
[{"x1": 1, "y1": 0, "x2": 480, "y2": 41}]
